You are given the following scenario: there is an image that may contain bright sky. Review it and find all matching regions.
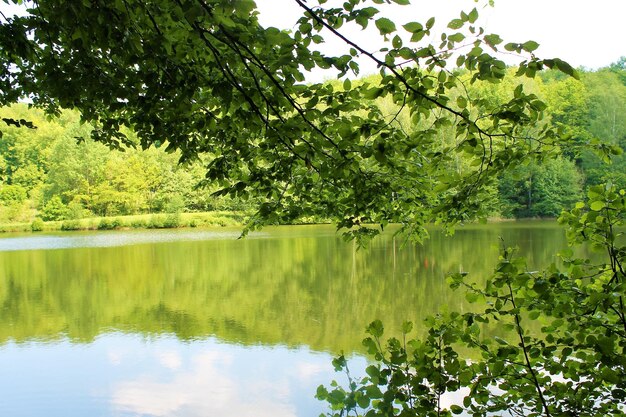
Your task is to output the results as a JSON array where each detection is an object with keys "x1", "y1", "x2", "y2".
[
  {"x1": 256, "y1": 0, "x2": 626, "y2": 78},
  {"x1": 1, "y1": 0, "x2": 624, "y2": 75}
]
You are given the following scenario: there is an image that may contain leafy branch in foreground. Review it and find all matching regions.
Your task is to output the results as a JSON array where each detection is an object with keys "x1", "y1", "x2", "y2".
[
  {"x1": 0, "y1": 0, "x2": 578, "y2": 242},
  {"x1": 318, "y1": 183, "x2": 626, "y2": 416}
]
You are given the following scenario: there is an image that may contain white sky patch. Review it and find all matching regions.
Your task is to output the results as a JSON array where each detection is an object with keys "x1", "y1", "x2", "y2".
[
  {"x1": 255, "y1": 0, "x2": 626, "y2": 76},
  {"x1": 293, "y1": 361, "x2": 331, "y2": 381},
  {"x1": 111, "y1": 349, "x2": 296, "y2": 417},
  {"x1": 156, "y1": 350, "x2": 183, "y2": 370},
  {"x1": 107, "y1": 351, "x2": 123, "y2": 366},
  {"x1": 1, "y1": 0, "x2": 623, "y2": 71},
  {"x1": 106, "y1": 344, "x2": 142, "y2": 366}
]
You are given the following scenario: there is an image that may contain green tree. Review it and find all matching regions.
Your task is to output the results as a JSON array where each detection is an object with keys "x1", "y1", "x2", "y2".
[
  {"x1": 0, "y1": 0, "x2": 577, "y2": 240},
  {"x1": 0, "y1": 183, "x2": 26, "y2": 204},
  {"x1": 499, "y1": 157, "x2": 583, "y2": 218},
  {"x1": 540, "y1": 72, "x2": 591, "y2": 161},
  {"x1": 609, "y1": 56, "x2": 626, "y2": 85},
  {"x1": 0, "y1": 105, "x2": 64, "y2": 204},
  {"x1": 0, "y1": 183, "x2": 28, "y2": 221},
  {"x1": 44, "y1": 134, "x2": 109, "y2": 214},
  {"x1": 1, "y1": 104, "x2": 236, "y2": 219},
  {"x1": 40, "y1": 195, "x2": 67, "y2": 221},
  {"x1": 578, "y1": 68, "x2": 626, "y2": 189}
]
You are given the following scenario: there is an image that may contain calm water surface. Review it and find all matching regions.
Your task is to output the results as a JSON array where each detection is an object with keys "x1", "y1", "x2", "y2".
[{"x1": 0, "y1": 222, "x2": 568, "y2": 416}]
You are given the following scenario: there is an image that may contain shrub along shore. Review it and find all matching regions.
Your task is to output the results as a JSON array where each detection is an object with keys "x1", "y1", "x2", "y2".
[{"x1": 0, "y1": 211, "x2": 248, "y2": 233}]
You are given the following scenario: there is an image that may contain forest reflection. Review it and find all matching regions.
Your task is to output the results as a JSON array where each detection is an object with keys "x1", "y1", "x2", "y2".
[{"x1": 0, "y1": 222, "x2": 569, "y2": 353}]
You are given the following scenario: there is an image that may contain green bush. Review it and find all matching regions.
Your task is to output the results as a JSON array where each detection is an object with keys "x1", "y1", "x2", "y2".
[
  {"x1": 130, "y1": 219, "x2": 146, "y2": 228},
  {"x1": 147, "y1": 215, "x2": 164, "y2": 229},
  {"x1": 41, "y1": 196, "x2": 68, "y2": 221},
  {"x1": 66, "y1": 200, "x2": 86, "y2": 220},
  {"x1": 0, "y1": 184, "x2": 27, "y2": 205},
  {"x1": 98, "y1": 217, "x2": 122, "y2": 230},
  {"x1": 60, "y1": 220, "x2": 81, "y2": 231},
  {"x1": 31, "y1": 218, "x2": 44, "y2": 232},
  {"x1": 97, "y1": 218, "x2": 111, "y2": 230},
  {"x1": 163, "y1": 213, "x2": 180, "y2": 228}
]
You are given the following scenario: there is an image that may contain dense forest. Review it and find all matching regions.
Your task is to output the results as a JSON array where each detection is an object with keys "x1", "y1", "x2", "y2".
[
  {"x1": 0, "y1": 106, "x2": 250, "y2": 224},
  {"x1": 1, "y1": 61, "x2": 625, "y2": 225}
]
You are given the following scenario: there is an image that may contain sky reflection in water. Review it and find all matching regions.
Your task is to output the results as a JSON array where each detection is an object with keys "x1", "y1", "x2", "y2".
[
  {"x1": 0, "y1": 334, "x2": 357, "y2": 417},
  {"x1": 0, "y1": 223, "x2": 568, "y2": 416},
  {"x1": 0, "y1": 229, "x2": 246, "y2": 252}
]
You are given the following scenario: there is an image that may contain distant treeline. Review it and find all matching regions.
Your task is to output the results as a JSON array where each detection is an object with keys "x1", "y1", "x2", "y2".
[
  {"x1": 0, "y1": 107, "x2": 253, "y2": 224},
  {"x1": 1, "y1": 59, "x2": 625, "y2": 224}
]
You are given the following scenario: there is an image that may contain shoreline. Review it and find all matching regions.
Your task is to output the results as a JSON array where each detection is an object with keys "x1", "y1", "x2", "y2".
[
  {"x1": 0, "y1": 212, "x2": 558, "y2": 235},
  {"x1": 0, "y1": 211, "x2": 248, "y2": 234}
]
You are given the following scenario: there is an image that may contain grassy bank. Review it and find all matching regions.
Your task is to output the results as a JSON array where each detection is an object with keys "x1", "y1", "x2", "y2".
[{"x1": 0, "y1": 211, "x2": 248, "y2": 233}]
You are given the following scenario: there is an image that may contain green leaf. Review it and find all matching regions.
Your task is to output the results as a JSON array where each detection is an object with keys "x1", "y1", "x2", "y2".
[
  {"x1": 531, "y1": 100, "x2": 547, "y2": 111},
  {"x1": 234, "y1": 0, "x2": 256, "y2": 17},
  {"x1": 299, "y1": 22, "x2": 312, "y2": 34},
  {"x1": 600, "y1": 364, "x2": 620, "y2": 383},
  {"x1": 465, "y1": 292, "x2": 479, "y2": 303},
  {"x1": 363, "y1": 87, "x2": 384, "y2": 99},
  {"x1": 375, "y1": 17, "x2": 396, "y2": 35},
  {"x1": 367, "y1": 320, "x2": 384, "y2": 337},
  {"x1": 590, "y1": 200, "x2": 605, "y2": 211},
  {"x1": 392, "y1": 35, "x2": 402, "y2": 49},
  {"x1": 484, "y1": 34, "x2": 502, "y2": 46},
  {"x1": 401, "y1": 321, "x2": 413, "y2": 334},
  {"x1": 494, "y1": 336, "x2": 509, "y2": 346},
  {"x1": 315, "y1": 385, "x2": 329, "y2": 399},
  {"x1": 522, "y1": 40, "x2": 539, "y2": 52},
  {"x1": 555, "y1": 58, "x2": 579, "y2": 79},
  {"x1": 402, "y1": 21, "x2": 423, "y2": 33},
  {"x1": 468, "y1": 8, "x2": 478, "y2": 23},
  {"x1": 447, "y1": 18, "x2": 464, "y2": 29},
  {"x1": 448, "y1": 33, "x2": 465, "y2": 43},
  {"x1": 331, "y1": 354, "x2": 347, "y2": 371},
  {"x1": 411, "y1": 31, "x2": 426, "y2": 42}
]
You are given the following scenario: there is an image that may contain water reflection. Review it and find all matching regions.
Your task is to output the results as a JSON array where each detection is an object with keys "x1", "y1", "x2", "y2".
[
  {"x1": 0, "y1": 229, "x2": 244, "y2": 252},
  {"x1": 0, "y1": 334, "x2": 349, "y2": 417},
  {"x1": 0, "y1": 222, "x2": 570, "y2": 416},
  {"x1": 1, "y1": 224, "x2": 569, "y2": 349},
  {"x1": 107, "y1": 337, "x2": 330, "y2": 417}
]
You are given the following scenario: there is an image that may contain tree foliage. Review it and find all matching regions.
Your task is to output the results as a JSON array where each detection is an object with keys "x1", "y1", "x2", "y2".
[
  {"x1": 578, "y1": 68, "x2": 626, "y2": 189},
  {"x1": 318, "y1": 185, "x2": 626, "y2": 416},
  {"x1": 0, "y1": 0, "x2": 580, "y2": 239},
  {"x1": 0, "y1": 105, "x2": 250, "y2": 221},
  {"x1": 2, "y1": 2, "x2": 625, "y2": 415},
  {"x1": 498, "y1": 157, "x2": 583, "y2": 218}
]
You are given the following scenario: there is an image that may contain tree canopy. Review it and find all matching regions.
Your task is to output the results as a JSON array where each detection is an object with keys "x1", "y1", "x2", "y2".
[{"x1": 0, "y1": 0, "x2": 589, "y2": 239}]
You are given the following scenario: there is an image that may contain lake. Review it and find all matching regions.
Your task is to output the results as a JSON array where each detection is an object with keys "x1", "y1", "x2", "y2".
[{"x1": 0, "y1": 222, "x2": 569, "y2": 417}]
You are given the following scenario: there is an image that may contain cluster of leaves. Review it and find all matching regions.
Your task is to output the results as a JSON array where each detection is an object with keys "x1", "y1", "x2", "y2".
[
  {"x1": 0, "y1": 0, "x2": 577, "y2": 241},
  {"x1": 4, "y1": 59, "x2": 626, "y2": 222},
  {"x1": 318, "y1": 182, "x2": 626, "y2": 416},
  {"x1": 501, "y1": 62, "x2": 626, "y2": 218},
  {"x1": 5, "y1": 59, "x2": 626, "y2": 222}
]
